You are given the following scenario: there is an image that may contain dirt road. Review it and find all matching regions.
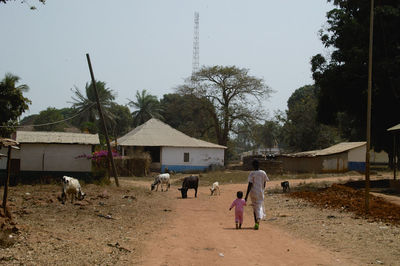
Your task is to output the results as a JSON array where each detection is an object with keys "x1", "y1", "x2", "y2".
[{"x1": 135, "y1": 180, "x2": 360, "y2": 266}]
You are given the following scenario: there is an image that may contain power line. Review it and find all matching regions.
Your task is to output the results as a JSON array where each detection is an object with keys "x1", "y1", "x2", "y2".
[{"x1": 0, "y1": 103, "x2": 96, "y2": 128}]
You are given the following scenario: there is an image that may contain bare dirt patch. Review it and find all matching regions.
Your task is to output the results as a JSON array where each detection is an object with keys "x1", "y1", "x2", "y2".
[
  {"x1": 289, "y1": 183, "x2": 400, "y2": 225},
  {"x1": 0, "y1": 181, "x2": 174, "y2": 265},
  {"x1": 266, "y1": 192, "x2": 400, "y2": 265},
  {"x1": 1, "y1": 173, "x2": 400, "y2": 265}
]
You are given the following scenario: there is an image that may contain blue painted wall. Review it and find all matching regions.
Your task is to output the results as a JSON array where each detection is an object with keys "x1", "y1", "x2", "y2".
[
  {"x1": 348, "y1": 161, "x2": 366, "y2": 172},
  {"x1": 161, "y1": 165, "x2": 208, "y2": 173}
]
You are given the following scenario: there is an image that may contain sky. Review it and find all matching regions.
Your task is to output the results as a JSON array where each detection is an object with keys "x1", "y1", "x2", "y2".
[{"x1": 0, "y1": 0, "x2": 333, "y2": 119}]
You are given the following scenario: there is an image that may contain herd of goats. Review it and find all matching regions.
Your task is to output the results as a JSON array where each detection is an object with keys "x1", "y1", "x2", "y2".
[
  {"x1": 61, "y1": 172, "x2": 291, "y2": 204},
  {"x1": 60, "y1": 172, "x2": 220, "y2": 204}
]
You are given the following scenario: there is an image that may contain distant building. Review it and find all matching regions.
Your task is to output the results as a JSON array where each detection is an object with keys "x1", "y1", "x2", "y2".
[
  {"x1": 0, "y1": 131, "x2": 99, "y2": 183},
  {"x1": 117, "y1": 118, "x2": 226, "y2": 173},
  {"x1": 370, "y1": 150, "x2": 389, "y2": 165},
  {"x1": 240, "y1": 147, "x2": 281, "y2": 160},
  {"x1": 279, "y1": 142, "x2": 366, "y2": 173}
]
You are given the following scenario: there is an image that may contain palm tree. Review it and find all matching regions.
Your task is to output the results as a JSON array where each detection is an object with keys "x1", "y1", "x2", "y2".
[
  {"x1": 127, "y1": 89, "x2": 163, "y2": 127},
  {"x1": 0, "y1": 73, "x2": 31, "y2": 136},
  {"x1": 70, "y1": 81, "x2": 116, "y2": 126}
]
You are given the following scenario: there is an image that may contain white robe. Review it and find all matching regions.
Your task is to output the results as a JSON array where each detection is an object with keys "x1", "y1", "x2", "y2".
[{"x1": 248, "y1": 170, "x2": 269, "y2": 220}]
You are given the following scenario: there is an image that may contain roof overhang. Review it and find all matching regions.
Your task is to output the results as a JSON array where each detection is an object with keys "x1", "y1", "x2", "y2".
[{"x1": 387, "y1": 124, "x2": 400, "y2": 132}]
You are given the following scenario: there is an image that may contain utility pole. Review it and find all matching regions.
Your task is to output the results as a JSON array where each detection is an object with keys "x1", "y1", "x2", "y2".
[
  {"x1": 1, "y1": 138, "x2": 19, "y2": 215},
  {"x1": 2, "y1": 146, "x2": 12, "y2": 214},
  {"x1": 365, "y1": 0, "x2": 374, "y2": 213},
  {"x1": 86, "y1": 53, "x2": 119, "y2": 187}
]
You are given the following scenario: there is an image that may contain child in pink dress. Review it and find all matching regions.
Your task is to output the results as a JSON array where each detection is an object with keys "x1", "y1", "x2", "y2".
[{"x1": 229, "y1": 191, "x2": 246, "y2": 229}]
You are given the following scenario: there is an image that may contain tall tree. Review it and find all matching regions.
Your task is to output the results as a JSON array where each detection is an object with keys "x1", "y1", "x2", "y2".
[
  {"x1": 230, "y1": 123, "x2": 257, "y2": 157},
  {"x1": 70, "y1": 80, "x2": 116, "y2": 132},
  {"x1": 252, "y1": 120, "x2": 282, "y2": 152},
  {"x1": 106, "y1": 103, "x2": 133, "y2": 139},
  {"x1": 281, "y1": 85, "x2": 340, "y2": 152},
  {"x1": 160, "y1": 93, "x2": 216, "y2": 142},
  {"x1": 0, "y1": 73, "x2": 31, "y2": 137},
  {"x1": 177, "y1": 66, "x2": 273, "y2": 148},
  {"x1": 311, "y1": 0, "x2": 400, "y2": 154},
  {"x1": 33, "y1": 107, "x2": 66, "y2": 132},
  {"x1": 127, "y1": 89, "x2": 163, "y2": 127}
]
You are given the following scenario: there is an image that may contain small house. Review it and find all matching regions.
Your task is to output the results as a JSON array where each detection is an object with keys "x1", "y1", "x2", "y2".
[
  {"x1": 279, "y1": 142, "x2": 366, "y2": 173},
  {"x1": 117, "y1": 119, "x2": 226, "y2": 173},
  {"x1": 0, "y1": 131, "x2": 99, "y2": 183}
]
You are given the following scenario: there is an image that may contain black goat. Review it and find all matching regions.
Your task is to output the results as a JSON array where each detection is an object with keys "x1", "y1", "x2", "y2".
[{"x1": 281, "y1": 181, "x2": 290, "y2": 193}]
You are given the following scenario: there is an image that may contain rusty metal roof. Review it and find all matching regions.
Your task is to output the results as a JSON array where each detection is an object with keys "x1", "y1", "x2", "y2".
[
  {"x1": 117, "y1": 118, "x2": 226, "y2": 149},
  {"x1": 16, "y1": 131, "x2": 100, "y2": 145}
]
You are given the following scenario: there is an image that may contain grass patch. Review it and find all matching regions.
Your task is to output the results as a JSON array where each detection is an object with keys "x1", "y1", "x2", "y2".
[
  {"x1": 168, "y1": 170, "x2": 249, "y2": 187},
  {"x1": 267, "y1": 180, "x2": 335, "y2": 194},
  {"x1": 291, "y1": 181, "x2": 334, "y2": 192},
  {"x1": 128, "y1": 169, "x2": 366, "y2": 188}
]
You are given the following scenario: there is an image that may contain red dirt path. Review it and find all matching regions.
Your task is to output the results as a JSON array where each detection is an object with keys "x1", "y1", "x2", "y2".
[{"x1": 135, "y1": 182, "x2": 359, "y2": 266}]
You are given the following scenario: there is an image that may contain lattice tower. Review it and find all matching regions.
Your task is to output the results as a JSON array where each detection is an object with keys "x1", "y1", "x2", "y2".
[{"x1": 192, "y1": 12, "x2": 200, "y2": 76}]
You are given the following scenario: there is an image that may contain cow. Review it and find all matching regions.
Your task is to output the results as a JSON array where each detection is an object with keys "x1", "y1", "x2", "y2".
[
  {"x1": 151, "y1": 173, "x2": 171, "y2": 192},
  {"x1": 178, "y1": 175, "x2": 199, "y2": 198}
]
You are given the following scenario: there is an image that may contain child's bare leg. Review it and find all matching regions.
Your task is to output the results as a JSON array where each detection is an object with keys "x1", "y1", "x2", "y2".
[
  {"x1": 239, "y1": 223, "x2": 242, "y2": 229},
  {"x1": 235, "y1": 222, "x2": 239, "y2": 229}
]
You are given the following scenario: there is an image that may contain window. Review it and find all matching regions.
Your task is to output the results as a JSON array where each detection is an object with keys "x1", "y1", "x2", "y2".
[{"x1": 184, "y1": 152, "x2": 189, "y2": 162}]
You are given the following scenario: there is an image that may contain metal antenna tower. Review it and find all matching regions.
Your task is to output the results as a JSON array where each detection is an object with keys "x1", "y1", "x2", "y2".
[{"x1": 192, "y1": 12, "x2": 200, "y2": 76}]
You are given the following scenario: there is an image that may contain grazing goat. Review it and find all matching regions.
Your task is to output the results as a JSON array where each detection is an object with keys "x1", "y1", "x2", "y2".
[
  {"x1": 281, "y1": 181, "x2": 290, "y2": 193},
  {"x1": 178, "y1": 175, "x2": 199, "y2": 198},
  {"x1": 151, "y1": 173, "x2": 171, "y2": 192},
  {"x1": 61, "y1": 176, "x2": 85, "y2": 204},
  {"x1": 210, "y1": 181, "x2": 220, "y2": 196}
]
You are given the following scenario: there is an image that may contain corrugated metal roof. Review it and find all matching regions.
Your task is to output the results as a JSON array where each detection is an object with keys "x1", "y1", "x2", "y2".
[
  {"x1": 117, "y1": 118, "x2": 226, "y2": 149},
  {"x1": 282, "y1": 142, "x2": 366, "y2": 157},
  {"x1": 387, "y1": 124, "x2": 400, "y2": 132},
  {"x1": 16, "y1": 131, "x2": 100, "y2": 145}
]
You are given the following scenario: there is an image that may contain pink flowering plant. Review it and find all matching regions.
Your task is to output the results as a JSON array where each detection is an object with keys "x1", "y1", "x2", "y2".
[
  {"x1": 76, "y1": 150, "x2": 120, "y2": 161},
  {"x1": 76, "y1": 150, "x2": 120, "y2": 177}
]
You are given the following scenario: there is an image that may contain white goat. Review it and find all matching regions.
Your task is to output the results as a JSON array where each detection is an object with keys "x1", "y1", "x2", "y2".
[
  {"x1": 210, "y1": 181, "x2": 220, "y2": 196},
  {"x1": 151, "y1": 173, "x2": 170, "y2": 192},
  {"x1": 61, "y1": 176, "x2": 86, "y2": 204}
]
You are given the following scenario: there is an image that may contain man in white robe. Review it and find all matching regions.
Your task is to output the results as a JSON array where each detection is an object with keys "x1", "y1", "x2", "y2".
[{"x1": 245, "y1": 159, "x2": 269, "y2": 230}]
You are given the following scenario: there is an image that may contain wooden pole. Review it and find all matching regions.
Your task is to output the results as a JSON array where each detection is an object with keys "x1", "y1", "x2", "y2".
[
  {"x1": 394, "y1": 134, "x2": 397, "y2": 180},
  {"x1": 365, "y1": 0, "x2": 374, "y2": 214},
  {"x1": 2, "y1": 146, "x2": 12, "y2": 214},
  {"x1": 86, "y1": 53, "x2": 119, "y2": 187}
]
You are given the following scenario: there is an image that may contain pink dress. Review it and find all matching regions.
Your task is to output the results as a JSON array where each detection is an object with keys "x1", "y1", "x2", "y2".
[{"x1": 230, "y1": 198, "x2": 246, "y2": 223}]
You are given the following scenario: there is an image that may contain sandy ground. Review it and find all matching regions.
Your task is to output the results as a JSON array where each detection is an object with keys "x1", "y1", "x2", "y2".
[
  {"x1": 1, "y1": 175, "x2": 399, "y2": 265},
  {"x1": 137, "y1": 182, "x2": 358, "y2": 266}
]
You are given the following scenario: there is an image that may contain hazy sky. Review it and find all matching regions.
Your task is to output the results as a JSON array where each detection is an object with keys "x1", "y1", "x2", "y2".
[{"x1": 0, "y1": 0, "x2": 333, "y2": 118}]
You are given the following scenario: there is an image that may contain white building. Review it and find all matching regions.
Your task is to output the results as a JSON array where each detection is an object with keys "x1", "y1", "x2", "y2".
[
  {"x1": 117, "y1": 119, "x2": 226, "y2": 172},
  {"x1": 0, "y1": 131, "x2": 99, "y2": 183},
  {"x1": 280, "y1": 142, "x2": 367, "y2": 173}
]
